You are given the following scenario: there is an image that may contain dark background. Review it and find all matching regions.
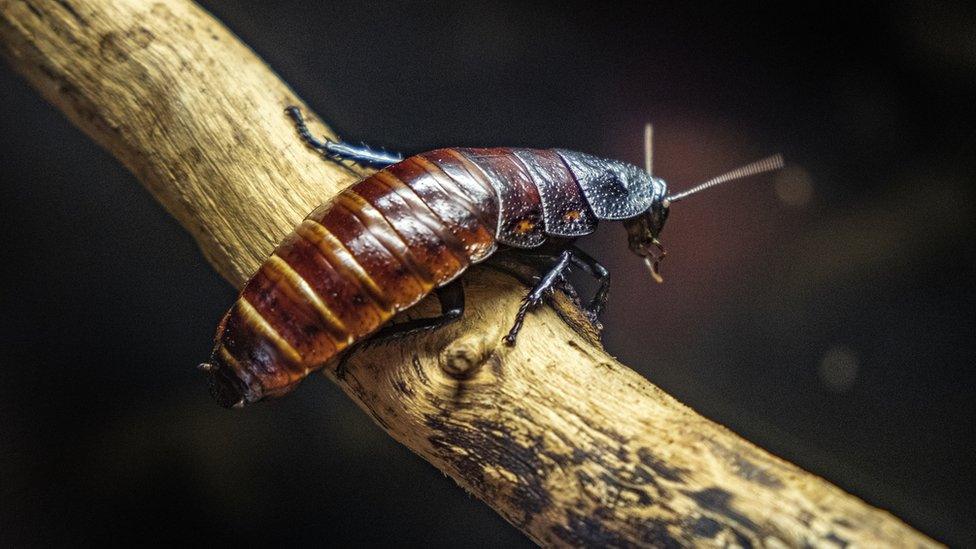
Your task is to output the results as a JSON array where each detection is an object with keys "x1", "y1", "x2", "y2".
[{"x1": 2, "y1": 1, "x2": 974, "y2": 546}]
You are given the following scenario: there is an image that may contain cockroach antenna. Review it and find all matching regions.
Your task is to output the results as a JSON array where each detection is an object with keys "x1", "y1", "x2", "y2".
[
  {"x1": 644, "y1": 122, "x2": 654, "y2": 176},
  {"x1": 664, "y1": 154, "x2": 785, "y2": 206}
]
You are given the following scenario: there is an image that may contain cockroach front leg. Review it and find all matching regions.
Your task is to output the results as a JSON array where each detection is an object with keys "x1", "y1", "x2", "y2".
[
  {"x1": 504, "y1": 249, "x2": 574, "y2": 346},
  {"x1": 285, "y1": 106, "x2": 403, "y2": 167},
  {"x1": 567, "y1": 246, "x2": 610, "y2": 318}
]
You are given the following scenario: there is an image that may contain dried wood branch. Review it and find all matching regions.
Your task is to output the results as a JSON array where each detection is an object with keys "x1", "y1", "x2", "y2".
[{"x1": 0, "y1": 1, "x2": 937, "y2": 545}]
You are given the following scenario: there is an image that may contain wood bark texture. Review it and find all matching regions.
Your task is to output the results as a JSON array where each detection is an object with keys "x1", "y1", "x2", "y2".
[{"x1": 0, "y1": 1, "x2": 938, "y2": 546}]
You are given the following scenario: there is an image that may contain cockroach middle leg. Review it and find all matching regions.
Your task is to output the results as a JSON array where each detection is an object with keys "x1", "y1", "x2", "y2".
[
  {"x1": 504, "y1": 249, "x2": 574, "y2": 346},
  {"x1": 334, "y1": 280, "x2": 465, "y2": 379},
  {"x1": 285, "y1": 106, "x2": 403, "y2": 167}
]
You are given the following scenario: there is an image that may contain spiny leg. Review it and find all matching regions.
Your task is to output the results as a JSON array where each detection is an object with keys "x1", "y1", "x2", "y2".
[
  {"x1": 502, "y1": 247, "x2": 611, "y2": 318},
  {"x1": 369, "y1": 280, "x2": 465, "y2": 345},
  {"x1": 285, "y1": 106, "x2": 403, "y2": 167},
  {"x1": 567, "y1": 246, "x2": 610, "y2": 317},
  {"x1": 504, "y1": 249, "x2": 573, "y2": 346},
  {"x1": 334, "y1": 280, "x2": 465, "y2": 378}
]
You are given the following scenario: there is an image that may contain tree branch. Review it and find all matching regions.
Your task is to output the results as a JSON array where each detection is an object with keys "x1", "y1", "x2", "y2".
[{"x1": 0, "y1": 1, "x2": 937, "y2": 545}]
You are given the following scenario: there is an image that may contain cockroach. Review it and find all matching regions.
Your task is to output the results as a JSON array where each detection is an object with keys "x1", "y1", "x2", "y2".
[{"x1": 199, "y1": 107, "x2": 783, "y2": 408}]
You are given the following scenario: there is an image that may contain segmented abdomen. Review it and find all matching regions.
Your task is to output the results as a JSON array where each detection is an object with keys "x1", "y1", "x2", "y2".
[
  {"x1": 208, "y1": 149, "x2": 506, "y2": 406},
  {"x1": 207, "y1": 147, "x2": 601, "y2": 406}
]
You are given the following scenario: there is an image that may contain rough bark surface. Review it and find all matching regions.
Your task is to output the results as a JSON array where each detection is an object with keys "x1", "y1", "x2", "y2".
[{"x1": 0, "y1": 1, "x2": 938, "y2": 546}]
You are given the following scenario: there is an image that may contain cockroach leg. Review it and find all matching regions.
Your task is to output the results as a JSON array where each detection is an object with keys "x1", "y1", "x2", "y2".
[
  {"x1": 333, "y1": 280, "x2": 466, "y2": 379},
  {"x1": 504, "y1": 249, "x2": 573, "y2": 346},
  {"x1": 501, "y1": 246, "x2": 611, "y2": 319},
  {"x1": 369, "y1": 280, "x2": 465, "y2": 345},
  {"x1": 285, "y1": 106, "x2": 403, "y2": 167},
  {"x1": 568, "y1": 246, "x2": 610, "y2": 317}
]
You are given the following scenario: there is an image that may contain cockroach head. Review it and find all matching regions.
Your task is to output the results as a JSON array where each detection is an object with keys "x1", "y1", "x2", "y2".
[
  {"x1": 621, "y1": 123, "x2": 784, "y2": 283},
  {"x1": 619, "y1": 122, "x2": 670, "y2": 282},
  {"x1": 623, "y1": 199, "x2": 670, "y2": 283},
  {"x1": 624, "y1": 199, "x2": 670, "y2": 251}
]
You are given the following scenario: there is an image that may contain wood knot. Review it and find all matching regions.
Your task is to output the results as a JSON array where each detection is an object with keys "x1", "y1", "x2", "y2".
[{"x1": 439, "y1": 332, "x2": 493, "y2": 379}]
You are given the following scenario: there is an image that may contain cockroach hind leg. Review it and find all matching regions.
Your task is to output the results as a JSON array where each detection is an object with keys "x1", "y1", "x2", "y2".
[
  {"x1": 320, "y1": 139, "x2": 404, "y2": 168},
  {"x1": 359, "y1": 281, "x2": 466, "y2": 349},
  {"x1": 284, "y1": 105, "x2": 403, "y2": 168},
  {"x1": 285, "y1": 105, "x2": 329, "y2": 152},
  {"x1": 333, "y1": 283, "x2": 468, "y2": 373}
]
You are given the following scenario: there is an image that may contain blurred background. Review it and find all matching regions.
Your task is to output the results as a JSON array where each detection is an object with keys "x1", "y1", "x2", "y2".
[{"x1": 2, "y1": 1, "x2": 974, "y2": 546}]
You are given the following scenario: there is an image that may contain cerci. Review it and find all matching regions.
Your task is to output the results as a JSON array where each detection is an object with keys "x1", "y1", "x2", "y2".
[{"x1": 199, "y1": 107, "x2": 782, "y2": 408}]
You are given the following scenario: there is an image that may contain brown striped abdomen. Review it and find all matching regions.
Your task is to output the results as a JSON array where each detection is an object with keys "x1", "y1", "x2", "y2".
[{"x1": 206, "y1": 150, "x2": 503, "y2": 407}]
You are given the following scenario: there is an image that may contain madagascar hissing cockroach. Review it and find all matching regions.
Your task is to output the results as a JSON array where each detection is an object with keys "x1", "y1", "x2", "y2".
[{"x1": 198, "y1": 107, "x2": 783, "y2": 408}]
